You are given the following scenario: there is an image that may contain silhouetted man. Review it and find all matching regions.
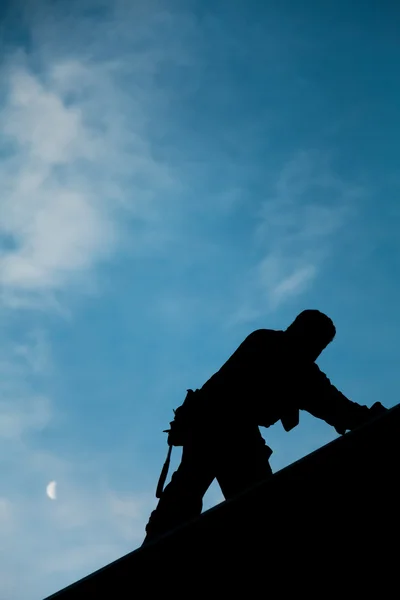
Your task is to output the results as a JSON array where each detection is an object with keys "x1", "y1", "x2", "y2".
[{"x1": 143, "y1": 309, "x2": 386, "y2": 544}]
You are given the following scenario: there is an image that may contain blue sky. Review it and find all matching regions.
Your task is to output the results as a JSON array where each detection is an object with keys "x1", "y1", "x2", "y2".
[{"x1": 1, "y1": 0, "x2": 399, "y2": 597}]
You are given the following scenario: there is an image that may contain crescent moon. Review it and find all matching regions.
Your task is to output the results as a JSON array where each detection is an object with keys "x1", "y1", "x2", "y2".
[{"x1": 46, "y1": 480, "x2": 57, "y2": 500}]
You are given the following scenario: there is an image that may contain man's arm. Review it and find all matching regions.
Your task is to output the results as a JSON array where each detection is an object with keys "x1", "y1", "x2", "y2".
[{"x1": 300, "y1": 364, "x2": 386, "y2": 434}]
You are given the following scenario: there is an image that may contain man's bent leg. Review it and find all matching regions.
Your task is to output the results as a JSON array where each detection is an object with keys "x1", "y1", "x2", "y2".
[{"x1": 143, "y1": 438, "x2": 215, "y2": 544}]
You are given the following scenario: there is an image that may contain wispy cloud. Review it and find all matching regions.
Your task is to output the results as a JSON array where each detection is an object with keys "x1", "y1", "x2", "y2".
[
  {"x1": 259, "y1": 259, "x2": 317, "y2": 309},
  {"x1": 230, "y1": 151, "x2": 362, "y2": 322}
]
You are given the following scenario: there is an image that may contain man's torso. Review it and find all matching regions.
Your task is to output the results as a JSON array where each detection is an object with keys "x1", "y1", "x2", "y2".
[{"x1": 199, "y1": 328, "x2": 306, "y2": 428}]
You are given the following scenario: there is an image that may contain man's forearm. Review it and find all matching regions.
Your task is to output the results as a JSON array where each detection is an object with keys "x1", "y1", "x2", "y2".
[{"x1": 300, "y1": 365, "x2": 374, "y2": 433}]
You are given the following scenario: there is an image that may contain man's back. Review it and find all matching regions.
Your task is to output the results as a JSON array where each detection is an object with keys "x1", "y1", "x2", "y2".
[
  {"x1": 200, "y1": 329, "x2": 296, "y2": 425},
  {"x1": 201, "y1": 329, "x2": 281, "y2": 389}
]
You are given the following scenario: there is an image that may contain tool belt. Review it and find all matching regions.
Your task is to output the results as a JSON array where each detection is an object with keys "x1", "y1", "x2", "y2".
[{"x1": 164, "y1": 388, "x2": 200, "y2": 447}]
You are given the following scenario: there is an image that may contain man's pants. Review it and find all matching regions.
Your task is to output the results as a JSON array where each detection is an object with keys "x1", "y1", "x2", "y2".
[{"x1": 144, "y1": 421, "x2": 273, "y2": 544}]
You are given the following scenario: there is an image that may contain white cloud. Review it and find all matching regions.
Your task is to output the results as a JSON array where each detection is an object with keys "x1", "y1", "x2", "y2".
[
  {"x1": 0, "y1": 63, "x2": 113, "y2": 297},
  {"x1": 2, "y1": 68, "x2": 92, "y2": 164},
  {"x1": 0, "y1": 48, "x2": 177, "y2": 307}
]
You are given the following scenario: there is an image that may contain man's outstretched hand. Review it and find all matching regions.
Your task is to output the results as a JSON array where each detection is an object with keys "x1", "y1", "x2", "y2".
[{"x1": 334, "y1": 401, "x2": 388, "y2": 436}]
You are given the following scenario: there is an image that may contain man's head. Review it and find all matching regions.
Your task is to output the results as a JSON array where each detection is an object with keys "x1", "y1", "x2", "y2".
[{"x1": 285, "y1": 309, "x2": 336, "y2": 361}]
